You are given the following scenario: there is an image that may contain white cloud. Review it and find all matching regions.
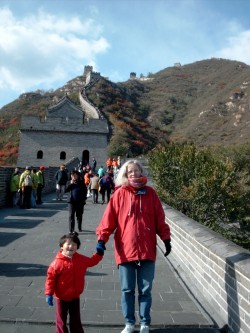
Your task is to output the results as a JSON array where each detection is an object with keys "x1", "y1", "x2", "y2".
[
  {"x1": 1, "y1": 0, "x2": 250, "y2": 109},
  {"x1": 215, "y1": 30, "x2": 250, "y2": 64},
  {"x1": 0, "y1": 67, "x2": 18, "y2": 90},
  {"x1": 0, "y1": 7, "x2": 110, "y2": 101}
]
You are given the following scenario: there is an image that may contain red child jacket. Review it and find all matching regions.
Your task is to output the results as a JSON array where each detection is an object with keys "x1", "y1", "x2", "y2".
[{"x1": 45, "y1": 251, "x2": 102, "y2": 301}]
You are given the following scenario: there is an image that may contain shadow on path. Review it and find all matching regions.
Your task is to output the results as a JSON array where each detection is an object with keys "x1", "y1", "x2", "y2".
[
  {"x1": 0, "y1": 263, "x2": 47, "y2": 277},
  {"x1": 0, "y1": 232, "x2": 25, "y2": 246},
  {"x1": 0, "y1": 219, "x2": 44, "y2": 229}
]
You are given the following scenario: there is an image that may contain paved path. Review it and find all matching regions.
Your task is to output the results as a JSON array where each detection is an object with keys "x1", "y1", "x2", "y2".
[{"x1": 0, "y1": 192, "x2": 220, "y2": 333}]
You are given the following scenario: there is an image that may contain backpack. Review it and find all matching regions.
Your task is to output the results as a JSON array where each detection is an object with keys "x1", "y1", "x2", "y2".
[
  {"x1": 24, "y1": 174, "x2": 32, "y2": 187},
  {"x1": 100, "y1": 176, "x2": 112, "y2": 189}
]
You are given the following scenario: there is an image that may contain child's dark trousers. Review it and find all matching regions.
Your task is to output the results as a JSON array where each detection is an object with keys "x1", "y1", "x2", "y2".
[
  {"x1": 68, "y1": 203, "x2": 84, "y2": 232},
  {"x1": 56, "y1": 297, "x2": 84, "y2": 333}
]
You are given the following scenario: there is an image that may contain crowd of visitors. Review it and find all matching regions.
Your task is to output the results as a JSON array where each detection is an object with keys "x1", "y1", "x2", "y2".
[
  {"x1": 76, "y1": 156, "x2": 121, "y2": 204},
  {"x1": 9, "y1": 157, "x2": 121, "y2": 220},
  {"x1": 9, "y1": 165, "x2": 45, "y2": 209}
]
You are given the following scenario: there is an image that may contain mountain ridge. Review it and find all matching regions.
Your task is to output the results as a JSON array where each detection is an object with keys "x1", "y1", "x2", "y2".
[{"x1": 0, "y1": 58, "x2": 249, "y2": 165}]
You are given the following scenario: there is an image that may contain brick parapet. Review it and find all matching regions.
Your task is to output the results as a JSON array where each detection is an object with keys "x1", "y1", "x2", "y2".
[
  {"x1": 158, "y1": 204, "x2": 250, "y2": 333},
  {"x1": 20, "y1": 116, "x2": 108, "y2": 133}
]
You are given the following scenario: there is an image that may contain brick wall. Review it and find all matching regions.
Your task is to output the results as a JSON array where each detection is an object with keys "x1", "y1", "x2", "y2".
[
  {"x1": 0, "y1": 167, "x2": 14, "y2": 207},
  {"x1": 158, "y1": 204, "x2": 250, "y2": 333}
]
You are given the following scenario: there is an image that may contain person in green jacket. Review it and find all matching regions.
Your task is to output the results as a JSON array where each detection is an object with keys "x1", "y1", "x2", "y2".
[
  {"x1": 36, "y1": 166, "x2": 45, "y2": 204},
  {"x1": 9, "y1": 167, "x2": 20, "y2": 207}
]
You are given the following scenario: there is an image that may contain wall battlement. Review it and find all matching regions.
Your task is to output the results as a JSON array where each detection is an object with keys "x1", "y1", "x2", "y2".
[{"x1": 20, "y1": 115, "x2": 108, "y2": 134}]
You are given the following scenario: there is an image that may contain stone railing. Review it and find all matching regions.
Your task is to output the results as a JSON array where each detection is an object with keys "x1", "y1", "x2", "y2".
[
  {"x1": 0, "y1": 167, "x2": 14, "y2": 207},
  {"x1": 157, "y1": 204, "x2": 250, "y2": 333}
]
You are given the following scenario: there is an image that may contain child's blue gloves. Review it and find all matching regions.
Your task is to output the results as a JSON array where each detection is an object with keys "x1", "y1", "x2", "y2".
[
  {"x1": 46, "y1": 295, "x2": 54, "y2": 306},
  {"x1": 96, "y1": 240, "x2": 106, "y2": 256}
]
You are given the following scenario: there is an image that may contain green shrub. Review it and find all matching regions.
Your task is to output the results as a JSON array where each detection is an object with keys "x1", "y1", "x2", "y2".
[{"x1": 148, "y1": 143, "x2": 250, "y2": 249}]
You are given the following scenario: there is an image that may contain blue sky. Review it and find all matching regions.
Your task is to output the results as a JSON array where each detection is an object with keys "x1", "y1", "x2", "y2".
[{"x1": 1, "y1": 0, "x2": 250, "y2": 108}]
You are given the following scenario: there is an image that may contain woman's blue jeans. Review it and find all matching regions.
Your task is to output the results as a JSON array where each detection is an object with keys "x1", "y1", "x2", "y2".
[{"x1": 118, "y1": 260, "x2": 155, "y2": 326}]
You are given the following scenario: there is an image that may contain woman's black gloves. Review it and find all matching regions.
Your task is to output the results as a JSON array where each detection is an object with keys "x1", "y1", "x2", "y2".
[
  {"x1": 96, "y1": 240, "x2": 106, "y2": 256},
  {"x1": 163, "y1": 239, "x2": 171, "y2": 256}
]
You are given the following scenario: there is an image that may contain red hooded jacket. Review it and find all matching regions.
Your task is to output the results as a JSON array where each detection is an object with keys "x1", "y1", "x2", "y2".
[
  {"x1": 96, "y1": 185, "x2": 171, "y2": 265},
  {"x1": 45, "y1": 251, "x2": 102, "y2": 301}
]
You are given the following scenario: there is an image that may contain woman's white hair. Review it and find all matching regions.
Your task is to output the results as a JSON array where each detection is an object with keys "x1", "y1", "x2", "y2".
[{"x1": 115, "y1": 160, "x2": 144, "y2": 187}]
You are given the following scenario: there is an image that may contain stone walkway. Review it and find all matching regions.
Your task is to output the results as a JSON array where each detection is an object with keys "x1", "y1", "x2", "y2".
[{"x1": 0, "y1": 192, "x2": 220, "y2": 332}]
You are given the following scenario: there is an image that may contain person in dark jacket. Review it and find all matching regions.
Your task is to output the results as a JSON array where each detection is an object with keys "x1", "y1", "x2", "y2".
[
  {"x1": 91, "y1": 157, "x2": 97, "y2": 172},
  {"x1": 99, "y1": 172, "x2": 115, "y2": 204},
  {"x1": 55, "y1": 164, "x2": 68, "y2": 201},
  {"x1": 65, "y1": 170, "x2": 87, "y2": 232}
]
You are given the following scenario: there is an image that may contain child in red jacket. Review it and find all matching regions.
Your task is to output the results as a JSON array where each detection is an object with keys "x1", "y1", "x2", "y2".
[{"x1": 45, "y1": 232, "x2": 104, "y2": 333}]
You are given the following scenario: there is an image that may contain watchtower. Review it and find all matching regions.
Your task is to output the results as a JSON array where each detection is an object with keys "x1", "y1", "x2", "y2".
[{"x1": 17, "y1": 95, "x2": 108, "y2": 168}]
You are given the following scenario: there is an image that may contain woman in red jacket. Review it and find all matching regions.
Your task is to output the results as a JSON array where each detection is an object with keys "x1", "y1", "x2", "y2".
[
  {"x1": 45, "y1": 232, "x2": 103, "y2": 333},
  {"x1": 96, "y1": 160, "x2": 171, "y2": 333}
]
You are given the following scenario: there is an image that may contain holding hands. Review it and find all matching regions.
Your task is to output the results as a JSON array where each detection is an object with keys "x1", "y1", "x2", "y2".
[
  {"x1": 96, "y1": 240, "x2": 106, "y2": 256},
  {"x1": 46, "y1": 295, "x2": 54, "y2": 306}
]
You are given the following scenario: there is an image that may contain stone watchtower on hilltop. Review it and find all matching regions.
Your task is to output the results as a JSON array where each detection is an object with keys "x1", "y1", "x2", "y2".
[
  {"x1": 17, "y1": 94, "x2": 109, "y2": 168},
  {"x1": 83, "y1": 65, "x2": 101, "y2": 85}
]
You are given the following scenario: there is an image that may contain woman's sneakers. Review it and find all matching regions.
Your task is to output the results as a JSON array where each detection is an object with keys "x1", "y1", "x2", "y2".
[
  {"x1": 140, "y1": 325, "x2": 149, "y2": 333},
  {"x1": 121, "y1": 324, "x2": 149, "y2": 333},
  {"x1": 121, "y1": 324, "x2": 135, "y2": 333}
]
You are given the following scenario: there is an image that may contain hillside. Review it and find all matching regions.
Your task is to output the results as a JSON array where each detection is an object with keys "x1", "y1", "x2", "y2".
[
  {"x1": 0, "y1": 58, "x2": 250, "y2": 165},
  {"x1": 142, "y1": 58, "x2": 250, "y2": 146}
]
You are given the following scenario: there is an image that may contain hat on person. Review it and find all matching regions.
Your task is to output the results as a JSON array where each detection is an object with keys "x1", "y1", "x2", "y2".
[
  {"x1": 40, "y1": 166, "x2": 45, "y2": 170},
  {"x1": 25, "y1": 166, "x2": 31, "y2": 170}
]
